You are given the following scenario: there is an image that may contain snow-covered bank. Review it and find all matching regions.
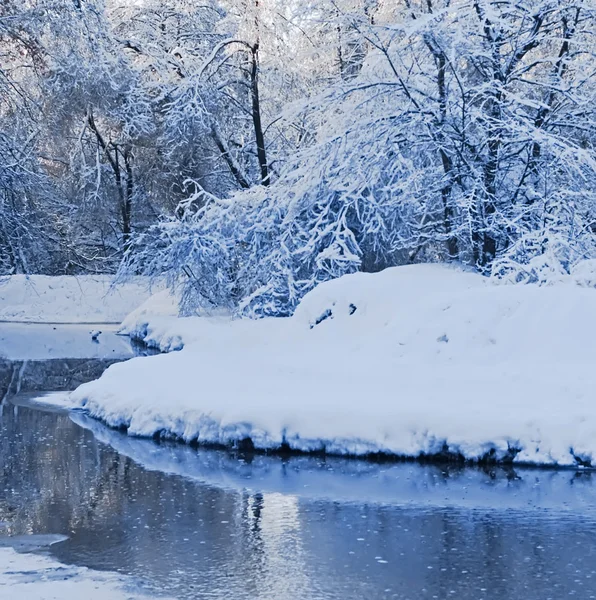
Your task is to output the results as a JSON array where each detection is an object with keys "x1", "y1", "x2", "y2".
[
  {"x1": 0, "y1": 546, "x2": 161, "y2": 599},
  {"x1": 50, "y1": 264, "x2": 596, "y2": 467},
  {"x1": 0, "y1": 275, "x2": 164, "y2": 323}
]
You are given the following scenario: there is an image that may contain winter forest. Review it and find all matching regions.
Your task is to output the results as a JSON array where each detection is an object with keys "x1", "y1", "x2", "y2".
[{"x1": 3, "y1": 0, "x2": 596, "y2": 316}]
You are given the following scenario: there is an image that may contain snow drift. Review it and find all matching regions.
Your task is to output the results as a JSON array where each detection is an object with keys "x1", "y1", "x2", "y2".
[{"x1": 52, "y1": 264, "x2": 596, "y2": 467}]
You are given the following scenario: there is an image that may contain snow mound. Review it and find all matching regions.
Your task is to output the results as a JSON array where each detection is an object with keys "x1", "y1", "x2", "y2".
[
  {"x1": 119, "y1": 289, "x2": 180, "y2": 344},
  {"x1": 293, "y1": 263, "x2": 484, "y2": 330},
  {"x1": 50, "y1": 264, "x2": 596, "y2": 467},
  {"x1": 0, "y1": 275, "x2": 162, "y2": 323}
]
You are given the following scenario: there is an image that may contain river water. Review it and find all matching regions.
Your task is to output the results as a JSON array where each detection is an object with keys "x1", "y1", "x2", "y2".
[{"x1": 1, "y1": 325, "x2": 596, "y2": 600}]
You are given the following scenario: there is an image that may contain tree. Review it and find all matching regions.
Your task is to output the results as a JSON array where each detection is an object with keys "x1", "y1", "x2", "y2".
[
  {"x1": 0, "y1": 0, "x2": 58, "y2": 273},
  {"x1": 4, "y1": 0, "x2": 596, "y2": 307},
  {"x1": 126, "y1": 0, "x2": 596, "y2": 315}
]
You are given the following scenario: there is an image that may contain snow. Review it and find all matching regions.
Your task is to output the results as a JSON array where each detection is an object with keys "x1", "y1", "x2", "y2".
[
  {"x1": 0, "y1": 275, "x2": 164, "y2": 324},
  {"x1": 119, "y1": 290, "x2": 179, "y2": 332},
  {"x1": 118, "y1": 289, "x2": 180, "y2": 348},
  {"x1": 43, "y1": 264, "x2": 596, "y2": 467},
  {"x1": 12, "y1": 392, "x2": 88, "y2": 413},
  {"x1": 0, "y1": 546, "x2": 162, "y2": 599}
]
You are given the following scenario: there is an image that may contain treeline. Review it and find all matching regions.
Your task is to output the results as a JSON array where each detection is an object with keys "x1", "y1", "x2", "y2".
[{"x1": 2, "y1": 1, "x2": 596, "y2": 314}]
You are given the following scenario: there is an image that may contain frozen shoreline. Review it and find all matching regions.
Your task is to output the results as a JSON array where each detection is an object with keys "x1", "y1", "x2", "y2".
[
  {"x1": 0, "y1": 546, "x2": 161, "y2": 599},
  {"x1": 38, "y1": 264, "x2": 596, "y2": 468}
]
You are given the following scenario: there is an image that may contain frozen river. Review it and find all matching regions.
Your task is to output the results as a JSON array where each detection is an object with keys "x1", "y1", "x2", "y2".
[{"x1": 1, "y1": 324, "x2": 596, "y2": 599}]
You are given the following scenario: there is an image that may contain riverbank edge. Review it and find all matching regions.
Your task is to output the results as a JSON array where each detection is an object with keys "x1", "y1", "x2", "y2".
[{"x1": 45, "y1": 264, "x2": 596, "y2": 470}]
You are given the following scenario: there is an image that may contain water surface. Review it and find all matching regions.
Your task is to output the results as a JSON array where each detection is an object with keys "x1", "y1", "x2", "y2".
[
  {"x1": 0, "y1": 322, "x2": 154, "y2": 399},
  {"x1": 0, "y1": 323, "x2": 136, "y2": 361},
  {"x1": 1, "y1": 324, "x2": 596, "y2": 599},
  {"x1": 1, "y1": 402, "x2": 596, "y2": 600}
]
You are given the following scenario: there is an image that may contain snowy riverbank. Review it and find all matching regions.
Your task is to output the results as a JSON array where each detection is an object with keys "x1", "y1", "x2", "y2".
[
  {"x1": 0, "y1": 275, "x2": 162, "y2": 323},
  {"x1": 47, "y1": 264, "x2": 596, "y2": 467}
]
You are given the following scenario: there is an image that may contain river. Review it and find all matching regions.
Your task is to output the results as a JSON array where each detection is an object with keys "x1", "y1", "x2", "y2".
[{"x1": 1, "y1": 324, "x2": 596, "y2": 599}]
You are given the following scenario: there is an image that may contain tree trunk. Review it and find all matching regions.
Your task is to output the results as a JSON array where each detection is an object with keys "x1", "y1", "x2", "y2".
[
  {"x1": 249, "y1": 43, "x2": 269, "y2": 186},
  {"x1": 122, "y1": 147, "x2": 133, "y2": 252}
]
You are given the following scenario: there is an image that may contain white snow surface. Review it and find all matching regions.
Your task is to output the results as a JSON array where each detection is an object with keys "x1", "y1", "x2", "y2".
[
  {"x1": 0, "y1": 275, "x2": 164, "y2": 323},
  {"x1": 0, "y1": 547, "x2": 161, "y2": 599},
  {"x1": 51, "y1": 264, "x2": 596, "y2": 467}
]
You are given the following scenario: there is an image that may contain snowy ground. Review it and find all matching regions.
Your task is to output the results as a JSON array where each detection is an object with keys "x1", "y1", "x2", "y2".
[
  {"x1": 38, "y1": 263, "x2": 596, "y2": 467},
  {"x1": 0, "y1": 275, "x2": 163, "y2": 324},
  {"x1": 0, "y1": 546, "x2": 161, "y2": 600}
]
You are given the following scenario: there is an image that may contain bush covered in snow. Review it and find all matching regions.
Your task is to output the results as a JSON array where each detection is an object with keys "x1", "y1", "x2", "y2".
[{"x1": 123, "y1": 1, "x2": 596, "y2": 317}]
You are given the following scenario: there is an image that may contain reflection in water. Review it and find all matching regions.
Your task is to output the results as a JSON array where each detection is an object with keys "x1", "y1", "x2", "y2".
[
  {"x1": 1, "y1": 403, "x2": 596, "y2": 599},
  {"x1": 243, "y1": 493, "x2": 311, "y2": 600},
  {"x1": 0, "y1": 322, "x2": 145, "y2": 361},
  {"x1": 0, "y1": 323, "x2": 157, "y2": 399},
  {"x1": 0, "y1": 358, "x2": 122, "y2": 398},
  {"x1": 71, "y1": 412, "x2": 596, "y2": 513}
]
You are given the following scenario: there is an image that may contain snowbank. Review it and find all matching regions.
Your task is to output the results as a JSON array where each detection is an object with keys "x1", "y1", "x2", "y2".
[
  {"x1": 49, "y1": 264, "x2": 596, "y2": 467},
  {"x1": 0, "y1": 275, "x2": 164, "y2": 323},
  {"x1": 0, "y1": 546, "x2": 162, "y2": 599},
  {"x1": 119, "y1": 289, "x2": 179, "y2": 333}
]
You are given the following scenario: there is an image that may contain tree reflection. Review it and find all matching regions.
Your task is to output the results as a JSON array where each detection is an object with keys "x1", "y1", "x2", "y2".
[{"x1": 1, "y1": 402, "x2": 596, "y2": 600}]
